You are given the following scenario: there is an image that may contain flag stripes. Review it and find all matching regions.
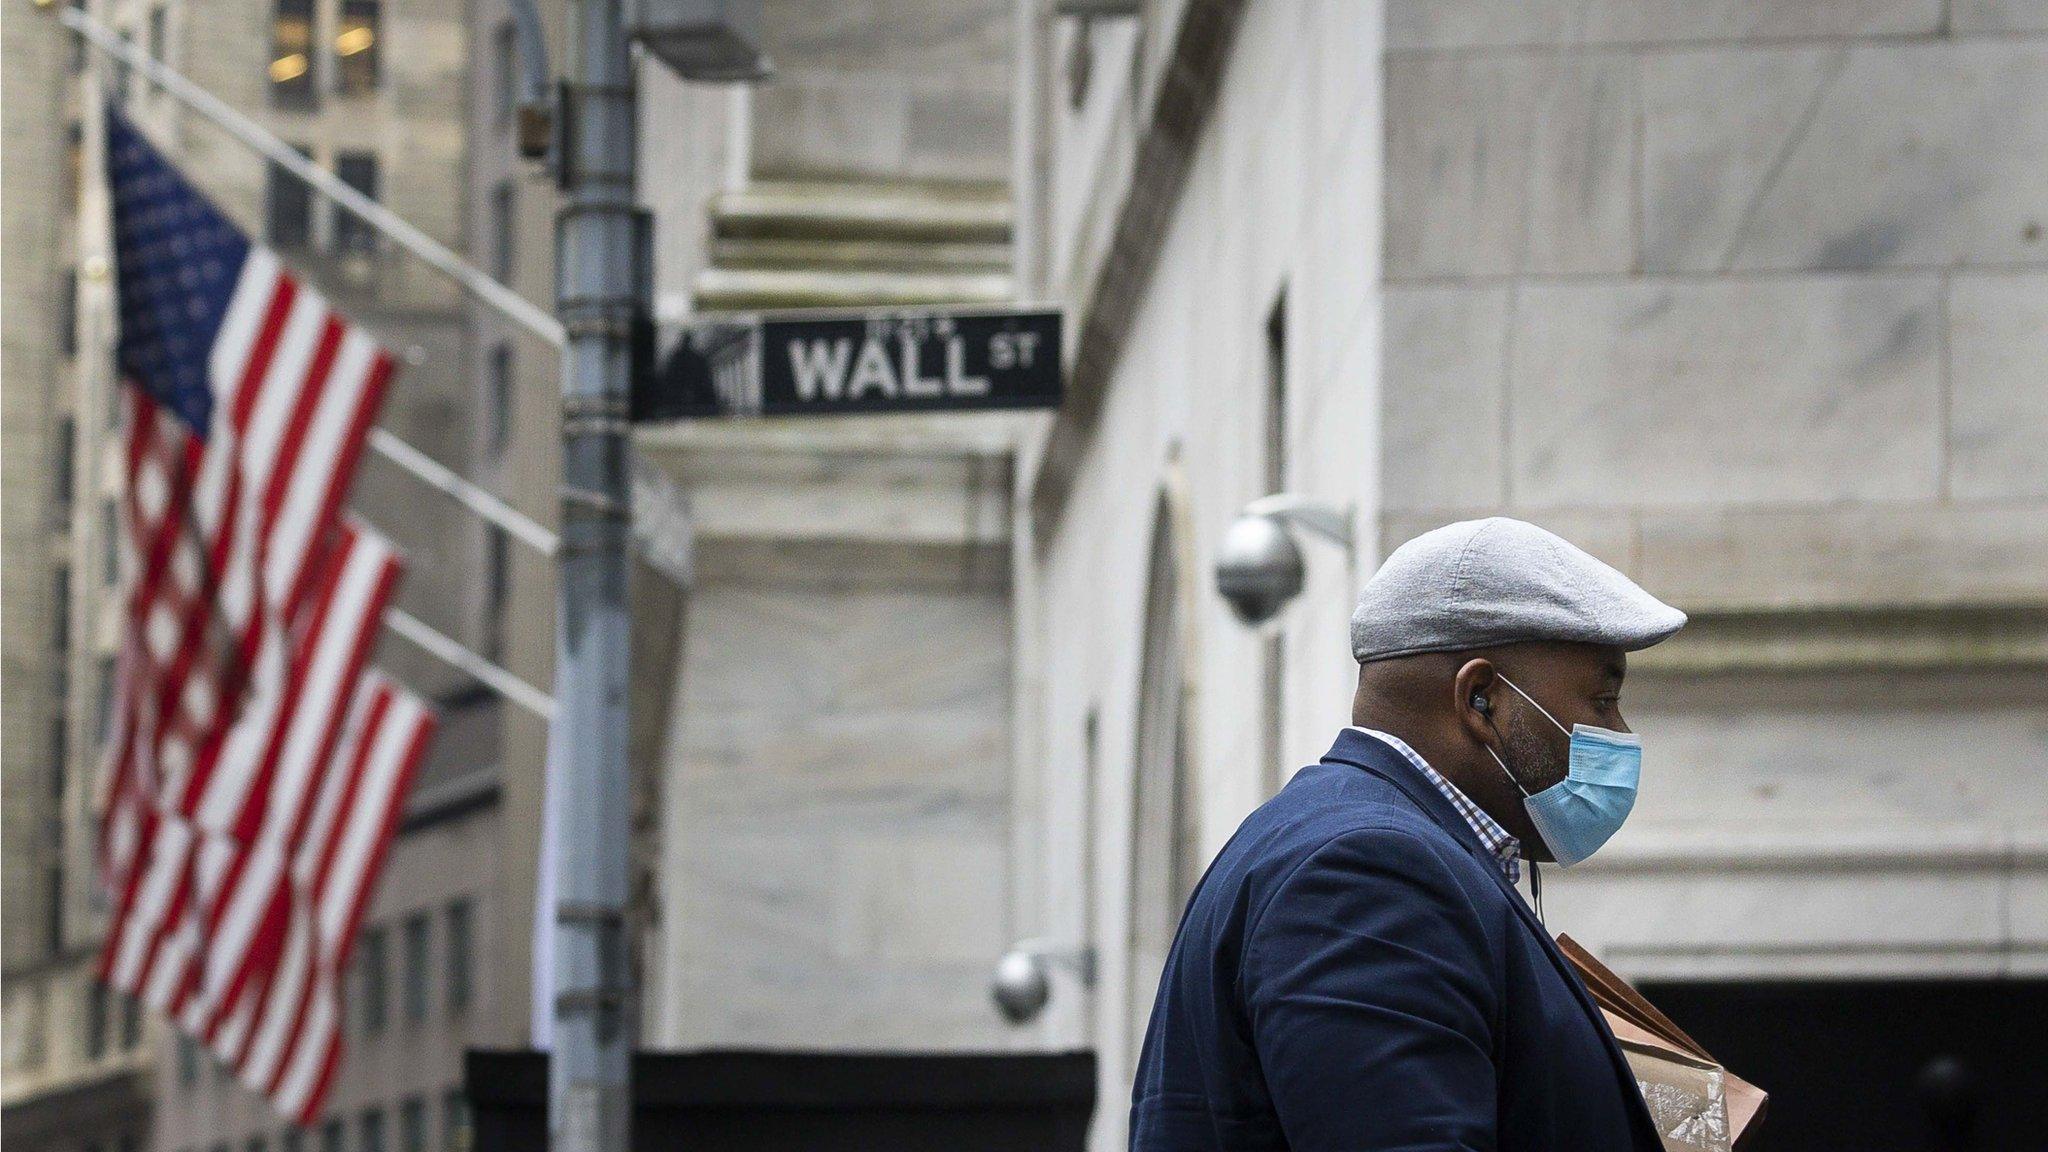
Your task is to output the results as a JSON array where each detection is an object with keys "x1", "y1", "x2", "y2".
[{"x1": 95, "y1": 108, "x2": 435, "y2": 1125}]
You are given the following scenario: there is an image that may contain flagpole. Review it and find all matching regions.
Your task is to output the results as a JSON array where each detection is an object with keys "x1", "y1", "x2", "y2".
[
  {"x1": 385, "y1": 610, "x2": 555, "y2": 720},
  {"x1": 366, "y1": 429, "x2": 558, "y2": 555}
]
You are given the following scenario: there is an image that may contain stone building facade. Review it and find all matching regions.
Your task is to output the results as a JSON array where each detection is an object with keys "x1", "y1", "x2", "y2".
[
  {"x1": 1010, "y1": 7, "x2": 1382, "y2": 1141},
  {"x1": 3, "y1": 4, "x2": 158, "y2": 1145},
  {"x1": 631, "y1": 0, "x2": 1030, "y2": 1052},
  {"x1": 1005, "y1": 0, "x2": 2048, "y2": 1147},
  {"x1": 1376, "y1": 0, "x2": 2048, "y2": 984}
]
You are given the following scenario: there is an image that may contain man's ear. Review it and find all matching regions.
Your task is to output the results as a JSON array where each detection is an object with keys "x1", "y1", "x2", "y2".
[{"x1": 1453, "y1": 657, "x2": 1500, "y2": 747}]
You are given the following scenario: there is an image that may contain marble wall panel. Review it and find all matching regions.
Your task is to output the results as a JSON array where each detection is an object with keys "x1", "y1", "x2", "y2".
[
  {"x1": 1953, "y1": 0, "x2": 2048, "y2": 32},
  {"x1": 1644, "y1": 41, "x2": 2048, "y2": 272},
  {"x1": 1948, "y1": 273, "x2": 2048, "y2": 501},
  {"x1": 1385, "y1": 55, "x2": 1636, "y2": 279},
  {"x1": 1506, "y1": 277, "x2": 1941, "y2": 507},
  {"x1": 1380, "y1": 287, "x2": 1508, "y2": 510}
]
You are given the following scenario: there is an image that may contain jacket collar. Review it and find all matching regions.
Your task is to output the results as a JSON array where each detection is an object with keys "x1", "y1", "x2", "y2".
[{"x1": 1320, "y1": 726, "x2": 1496, "y2": 864}]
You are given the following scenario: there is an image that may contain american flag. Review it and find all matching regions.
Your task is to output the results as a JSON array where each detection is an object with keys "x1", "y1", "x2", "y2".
[{"x1": 94, "y1": 107, "x2": 436, "y2": 1124}]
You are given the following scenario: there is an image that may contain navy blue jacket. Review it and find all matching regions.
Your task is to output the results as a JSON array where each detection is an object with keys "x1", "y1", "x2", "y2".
[{"x1": 1130, "y1": 728, "x2": 1661, "y2": 1152}]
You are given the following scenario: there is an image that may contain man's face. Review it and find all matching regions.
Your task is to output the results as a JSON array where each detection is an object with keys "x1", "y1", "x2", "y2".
[{"x1": 1492, "y1": 643, "x2": 1630, "y2": 796}]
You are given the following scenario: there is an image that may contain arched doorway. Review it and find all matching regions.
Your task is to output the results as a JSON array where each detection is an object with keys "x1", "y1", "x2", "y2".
[{"x1": 1124, "y1": 491, "x2": 1202, "y2": 1065}]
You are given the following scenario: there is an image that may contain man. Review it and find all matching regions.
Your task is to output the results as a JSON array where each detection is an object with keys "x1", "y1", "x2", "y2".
[{"x1": 1131, "y1": 518, "x2": 1686, "y2": 1152}]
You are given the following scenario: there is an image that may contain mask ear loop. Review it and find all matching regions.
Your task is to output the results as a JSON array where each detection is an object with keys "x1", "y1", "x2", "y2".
[{"x1": 1495, "y1": 673, "x2": 1571, "y2": 738}]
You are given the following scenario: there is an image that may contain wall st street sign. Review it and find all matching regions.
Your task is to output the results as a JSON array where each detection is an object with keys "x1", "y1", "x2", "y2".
[{"x1": 636, "y1": 306, "x2": 1063, "y2": 420}]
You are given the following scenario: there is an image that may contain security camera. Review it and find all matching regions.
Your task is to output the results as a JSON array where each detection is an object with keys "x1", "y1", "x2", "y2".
[
  {"x1": 1215, "y1": 514, "x2": 1305, "y2": 625},
  {"x1": 991, "y1": 948, "x2": 1051, "y2": 1024},
  {"x1": 1214, "y1": 494, "x2": 1355, "y2": 626}
]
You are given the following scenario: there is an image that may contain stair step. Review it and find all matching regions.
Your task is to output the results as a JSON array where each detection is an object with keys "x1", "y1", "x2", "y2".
[
  {"x1": 692, "y1": 267, "x2": 1015, "y2": 313},
  {"x1": 708, "y1": 236, "x2": 1012, "y2": 274},
  {"x1": 709, "y1": 181, "x2": 1012, "y2": 246}
]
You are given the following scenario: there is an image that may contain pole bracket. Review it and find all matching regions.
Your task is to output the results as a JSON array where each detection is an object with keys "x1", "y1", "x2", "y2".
[{"x1": 560, "y1": 485, "x2": 631, "y2": 519}]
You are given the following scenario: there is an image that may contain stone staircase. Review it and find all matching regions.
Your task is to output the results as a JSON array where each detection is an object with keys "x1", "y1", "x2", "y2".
[{"x1": 691, "y1": 179, "x2": 1014, "y2": 312}]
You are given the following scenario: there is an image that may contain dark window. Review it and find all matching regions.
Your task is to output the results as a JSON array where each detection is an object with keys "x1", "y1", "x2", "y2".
[
  {"x1": 441, "y1": 1091, "x2": 469, "y2": 1152},
  {"x1": 489, "y1": 179, "x2": 515, "y2": 281},
  {"x1": 66, "y1": 121, "x2": 84, "y2": 211},
  {"x1": 1260, "y1": 290, "x2": 1287, "y2": 795},
  {"x1": 247, "y1": 1137, "x2": 267, "y2": 1152},
  {"x1": 114, "y1": 29, "x2": 134, "y2": 103},
  {"x1": 445, "y1": 899, "x2": 473, "y2": 1012},
  {"x1": 96, "y1": 655, "x2": 117, "y2": 744},
  {"x1": 320, "y1": 1120, "x2": 344, "y2": 1152},
  {"x1": 49, "y1": 686, "x2": 68, "y2": 957},
  {"x1": 400, "y1": 1097, "x2": 427, "y2": 1152},
  {"x1": 102, "y1": 501, "x2": 119, "y2": 587},
  {"x1": 283, "y1": 1131, "x2": 305, "y2": 1152},
  {"x1": 45, "y1": 760, "x2": 65, "y2": 956},
  {"x1": 358, "y1": 926, "x2": 388, "y2": 1033},
  {"x1": 54, "y1": 414, "x2": 75, "y2": 515},
  {"x1": 266, "y1": 146, "x2": 314, "y2": 249},
  {"x1": 120, "y1": 990, "x2": 141, "y2": 1049},
  {"x1": 86, "y1": 981, "x2": 108, "y2": 1059},
  {"x1": 269, "y1": 0, "x2": 315, "y2": 110},
  {"x1": 146, "y1": 6, "x2": 166, "y2": 60},
  {"x1": 52, "y1": 567, "x2": 70, "y2": 653},
  {"x1": 360, "y1": 1109, "x2": 385, "y2": 1152},
  {"x1": 487, "y1": 343, "x2": 513, "y2": 458},
  {"x1": 60, "y1": 265, "x2": 79, "y2": 357},
  {"x1": 336, "y1": 0, "x2": 380, "y2": 97},
  {"x1": 333, "y1": 152, "x2": 379, "y2": 257},
  {"x1": 483, "y1": 525, "x2": 509, "y2": 663},
  {"x1": 211, "y1": 1142, "x2": 230, "y2": 1152},
  {"x1": 493, "y1": 21, "x2": 518, "y2": 128},
  {"x1": 402, "y1": 912, "x2": 430, "y2": 1023},
  {"x1": 177, "y1": 1034, "x2": 200, "y2": 1087}
]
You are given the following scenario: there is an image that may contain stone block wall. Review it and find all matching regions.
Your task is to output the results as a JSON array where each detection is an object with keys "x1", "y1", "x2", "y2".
[
  {"x1": 751, "y1": 0, "x2": 1013, "y2": 183},
  {"x1": 1380, "y1": 3, "x2": 2048, "y2": 635},
  {"x1": 1379, "y1": 1, "x2": 2048, "y2": 979},
  {"x1": 639, "y1": 422, "x2": 1019, "y2": 1050}
]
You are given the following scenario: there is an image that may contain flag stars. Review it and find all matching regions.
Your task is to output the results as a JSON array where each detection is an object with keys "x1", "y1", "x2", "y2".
[{"x1": 107, "y1": 108, "x2": 247, "y2": 438}]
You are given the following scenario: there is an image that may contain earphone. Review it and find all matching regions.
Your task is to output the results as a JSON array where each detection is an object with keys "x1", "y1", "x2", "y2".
[{"x1": 1471, "y1": 691, "x2": 1491, "y2": 715}]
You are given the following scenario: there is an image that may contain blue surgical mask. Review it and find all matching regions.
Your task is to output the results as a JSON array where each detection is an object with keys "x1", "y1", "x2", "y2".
[{"x1": 1484, "y1": 675, "x2": 1641, "y2": 867}]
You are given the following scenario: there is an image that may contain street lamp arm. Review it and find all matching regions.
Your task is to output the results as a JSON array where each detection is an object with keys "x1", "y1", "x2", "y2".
[{"x1": 1244, "y1": 494, "x2": 1354, "y2": 550}]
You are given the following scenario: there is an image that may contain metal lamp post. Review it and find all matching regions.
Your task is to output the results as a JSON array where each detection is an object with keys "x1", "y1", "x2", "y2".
[{"x1": 547, "y1": 4, "x2": 764, "y2": 1152}]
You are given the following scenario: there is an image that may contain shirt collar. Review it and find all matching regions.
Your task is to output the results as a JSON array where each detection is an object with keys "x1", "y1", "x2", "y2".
[{"x1": 1344, "y1": 726, "x2": 1521, "y2": 884}]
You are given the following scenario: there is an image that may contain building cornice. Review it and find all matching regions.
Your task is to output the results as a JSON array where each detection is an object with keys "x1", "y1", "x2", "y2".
[
  {"x1": 1634, "y1": 602, "x2": 2048, "y2": 673},
  {"x1": 1026, "y1": 0, "x2": 1250, "y2": 547}
]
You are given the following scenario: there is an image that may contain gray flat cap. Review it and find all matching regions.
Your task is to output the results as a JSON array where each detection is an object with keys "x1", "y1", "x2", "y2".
[{"x1": 1351, "y1": 518, "x2": 1685, "y2": 662}]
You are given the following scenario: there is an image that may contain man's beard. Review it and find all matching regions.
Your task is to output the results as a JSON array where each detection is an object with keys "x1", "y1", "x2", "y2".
[{"x1": 1498, "y1": 705, "x2": 1564, "y2": 795}]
